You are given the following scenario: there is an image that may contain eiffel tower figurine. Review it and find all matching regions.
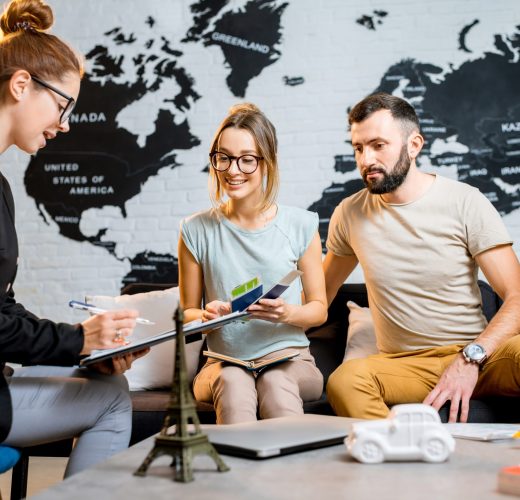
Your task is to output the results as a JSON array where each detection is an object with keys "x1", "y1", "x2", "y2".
[{"x1": 134, "y1": 306, "x2": 229, "y2": 482}]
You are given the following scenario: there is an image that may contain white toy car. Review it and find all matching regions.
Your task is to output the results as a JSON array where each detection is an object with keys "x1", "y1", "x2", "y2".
[{"x1": 346, "y1": 404, "x2": 455, "y2": 464}]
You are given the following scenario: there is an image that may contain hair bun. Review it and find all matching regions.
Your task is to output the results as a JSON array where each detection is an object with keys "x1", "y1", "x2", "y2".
[
  {"x1": 0, "y1": 0, "x2": 53, "y2": 35},
  {"x1": 228, "y1": 102, "x2": 262, "y2": 115}
]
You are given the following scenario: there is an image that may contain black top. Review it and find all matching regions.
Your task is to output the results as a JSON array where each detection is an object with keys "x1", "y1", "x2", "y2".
[{"x1": 0, "y1": 173, "x2": 84, "y2": 442}]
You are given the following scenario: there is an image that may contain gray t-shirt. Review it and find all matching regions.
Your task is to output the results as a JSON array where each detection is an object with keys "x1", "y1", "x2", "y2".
[
  {"x1": 181, "y1": 205, "x2": 317, "y2": 359},
  {"x1": 327, "y1": 174, "x2": 512, "y2": 353}
]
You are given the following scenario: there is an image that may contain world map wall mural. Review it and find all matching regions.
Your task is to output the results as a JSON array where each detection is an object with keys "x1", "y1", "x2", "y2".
[{"x1": 9, "y1": 0, "x2": 519, "y2": 321}]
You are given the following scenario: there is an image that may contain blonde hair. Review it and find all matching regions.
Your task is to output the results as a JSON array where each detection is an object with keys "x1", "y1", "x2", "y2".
[
  {"x1": 0, "y1": 0, "x2": 83, "y2": 98},
  {"x1": 209, "y1": 103, "x2": 279, "y2": 213}
]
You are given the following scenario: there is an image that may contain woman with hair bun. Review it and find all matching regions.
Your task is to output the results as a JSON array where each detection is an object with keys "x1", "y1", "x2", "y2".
[
  {"x1": 179, "y1": 103, "x2": 327, "y2": 424},
  {"x1": 0, "y1": 0, "x2": 148, "y2": 476}
]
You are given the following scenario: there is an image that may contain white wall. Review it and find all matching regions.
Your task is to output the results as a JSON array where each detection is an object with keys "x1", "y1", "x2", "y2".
[{"x1": 2, "y1": 0, "x2": 518, "y2": 323}]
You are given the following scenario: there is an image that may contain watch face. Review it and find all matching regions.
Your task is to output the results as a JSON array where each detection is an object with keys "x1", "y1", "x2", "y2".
[{"x1": 464, "y1": 343, "x2": 486, "y2": 363}]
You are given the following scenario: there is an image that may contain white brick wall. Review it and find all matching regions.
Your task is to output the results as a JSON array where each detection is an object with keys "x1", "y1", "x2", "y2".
[{"x1": 1, "y1": 0, "x2": 517, "y2": 323}]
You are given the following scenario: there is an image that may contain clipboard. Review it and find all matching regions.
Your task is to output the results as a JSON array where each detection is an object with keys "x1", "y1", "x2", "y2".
[
  {"x1": 79, "y1": 310, "x2": 249, "y2": 366},
  {"x1": 80, "y1": 269, "x2": 303, "y2": 366}
]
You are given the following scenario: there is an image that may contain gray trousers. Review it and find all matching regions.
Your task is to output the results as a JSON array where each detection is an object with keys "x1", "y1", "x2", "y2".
[
  {"x1": 193, "y1": 346, "x2": 323, "y2": 424},
  {"x1": 4, "y1": 365, "x2": 132, "y2": 477}
]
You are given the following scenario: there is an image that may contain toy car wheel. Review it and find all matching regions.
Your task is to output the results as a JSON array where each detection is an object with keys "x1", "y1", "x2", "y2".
[
  {"x1": 422, "y1": 437, "x2": 450, "y2": 463},
  {"x1": 357, "y1": 439, "x2": 384, "y2": 464}
]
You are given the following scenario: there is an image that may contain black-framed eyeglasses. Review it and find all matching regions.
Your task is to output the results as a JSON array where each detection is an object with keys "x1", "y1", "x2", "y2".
[
  {"x1": 31, "y1": 75, "x2": 76, "y2": 124},
  {"x1": 209, "y1": 152, "x2": 263, "y2": 174}
]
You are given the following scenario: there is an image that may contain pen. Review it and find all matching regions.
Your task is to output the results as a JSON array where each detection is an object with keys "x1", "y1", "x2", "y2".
[{"x1": 69, "y1": 300, "x2": 155, "y2": 325}]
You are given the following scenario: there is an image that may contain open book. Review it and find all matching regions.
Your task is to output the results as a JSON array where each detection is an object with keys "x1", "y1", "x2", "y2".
[{"x1": 203, "y1": 350, "x2": 299, "y2": 374}]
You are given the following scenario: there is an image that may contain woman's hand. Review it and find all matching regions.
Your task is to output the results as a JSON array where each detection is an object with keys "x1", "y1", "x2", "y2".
[
  {"x1": 247, "y1": 298, "x2": 294, "y2": 324},
  {"x1": 80, "y1": 309, "x2": 139, "y2": 355},
  {"x1": 202, "y1": 300, "x2": 231, "y2": 322},
  {"x1": 89, "y1": 348, "x2": 150, "y2": 375}
]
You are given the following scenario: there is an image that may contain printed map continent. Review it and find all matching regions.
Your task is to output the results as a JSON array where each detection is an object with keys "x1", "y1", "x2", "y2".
[
  {"x1": 23, "y1": 4, "x2": 520, "y2": 286},
  {"x1": 184, "y1": 0, "x2": 288, "y2": 97},
  {"x1": 24, "y1": 22, "x2": 200, "y2": 285},
  {"x1": 311, "y1": 26, "x2": 520, "y2": 246},
  {"x1": 23, "y1": 0, "x2": 288, "y2": 287}
]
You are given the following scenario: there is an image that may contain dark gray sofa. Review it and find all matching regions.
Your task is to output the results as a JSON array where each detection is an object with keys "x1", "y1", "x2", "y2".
[
  {"x1": 7, "y1": 280, "x2": 516, "y2": 499},
  {"x1": 129, "y1": 280, "x2": 520, "y2": 445}
]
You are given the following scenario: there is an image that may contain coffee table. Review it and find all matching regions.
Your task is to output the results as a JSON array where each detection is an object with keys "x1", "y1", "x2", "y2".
[{"x1": 31, "y1": 424, "x2": 519, "y2": 499}]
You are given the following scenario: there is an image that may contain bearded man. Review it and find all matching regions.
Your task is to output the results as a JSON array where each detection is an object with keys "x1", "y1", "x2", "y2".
[{"x1": 323, "y1": 92, "x2": 520, "y2": 422}]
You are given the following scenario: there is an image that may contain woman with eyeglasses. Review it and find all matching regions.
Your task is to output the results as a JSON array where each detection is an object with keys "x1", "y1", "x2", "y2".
[
  {"x1": 0, "y1": 0, "x2": 148, "y2": 476},
  {"x1": 178, "y1": 103, "x2": 327, "y2": 424}
]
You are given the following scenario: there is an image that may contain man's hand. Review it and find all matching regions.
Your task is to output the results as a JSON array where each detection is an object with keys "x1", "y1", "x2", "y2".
[
  {"x1": 423, "y1": 354, "x2": 479, "y2": 422},
  {"x1": 89, "y1": 347, "x2": 150, "y2": 375}
]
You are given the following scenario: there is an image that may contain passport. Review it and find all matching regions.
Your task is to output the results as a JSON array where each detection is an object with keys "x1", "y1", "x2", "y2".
[{"x1": 230, "y1": 270, "x2": 303, "y2": 313}]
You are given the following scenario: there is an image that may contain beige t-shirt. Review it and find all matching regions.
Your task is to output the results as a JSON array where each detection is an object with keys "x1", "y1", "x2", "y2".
[{"x1": 326, "y1": 175, "x2": 512, "y2": 353}]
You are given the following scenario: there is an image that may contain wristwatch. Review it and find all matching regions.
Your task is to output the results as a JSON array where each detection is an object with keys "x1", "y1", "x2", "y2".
[{"x1": 462, "y1": 343, "x2": 487, "y2": 365}]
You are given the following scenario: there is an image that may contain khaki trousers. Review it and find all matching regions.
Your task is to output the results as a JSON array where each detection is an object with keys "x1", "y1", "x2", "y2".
[
  {"x1": 193, "y1": 346, "x2": 323, "y2": 424},
  {"x1": 326, "y1": 335, "x2": 520, "y2": 419}
]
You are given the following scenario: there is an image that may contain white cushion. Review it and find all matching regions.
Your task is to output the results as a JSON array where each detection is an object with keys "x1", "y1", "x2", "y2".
[
  {"x1": 85, "y1": 287, "x2": 203, "y2": 390},
  {"x1": 343, "y1": 301, "x2": 378, "y2": 362}
]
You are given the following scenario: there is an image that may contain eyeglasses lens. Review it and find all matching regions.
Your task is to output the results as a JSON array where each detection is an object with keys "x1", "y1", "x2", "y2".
[
  {"x1": 60, "y1": 100, "x2": 75, "y2": 124},
  {"x1": 211, "y1": 153, "x2": 258, "y2": 174}
]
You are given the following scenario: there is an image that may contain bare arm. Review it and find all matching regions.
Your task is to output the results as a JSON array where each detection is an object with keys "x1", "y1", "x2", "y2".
[
  {"x1": 248, "y1": 232, "x2": 328, "y2": 329},
  {"x1": 472, "y1": 244, "x2": 520, "y2": 353},
  {"x1": 177, "y1": 236, "x2": 205, "y2": 323},
  {"x1": 294, "y1": 232, "x2": 328, "y2": 328},
  {"x1": 424, "y1": 244, "x2": 520, "y2": 422},
  {"x1": 323, "y1": 251, "x2": 358, "y2": 306}
]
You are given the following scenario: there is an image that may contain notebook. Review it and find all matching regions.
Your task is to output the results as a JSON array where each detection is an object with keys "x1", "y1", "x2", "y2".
[
  {"x1": 444, "y1": 423, "x2": 520, "y2": 441},
  {"x1": 200, "y1": 414, "x2": 354, "y2": 459}
]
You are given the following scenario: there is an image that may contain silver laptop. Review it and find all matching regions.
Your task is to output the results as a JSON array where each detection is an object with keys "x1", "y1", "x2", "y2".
[{"x1": 200, "y1": 414, "x2": 354, "y2": 459}]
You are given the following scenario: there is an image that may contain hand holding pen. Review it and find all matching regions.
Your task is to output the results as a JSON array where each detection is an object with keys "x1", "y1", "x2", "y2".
[
  {"x1": 69, "y1": 301, "x2": 155, "y2": 325},
  {"x1": 69, "y1": 300, "x2": 154, "y2": 354}
]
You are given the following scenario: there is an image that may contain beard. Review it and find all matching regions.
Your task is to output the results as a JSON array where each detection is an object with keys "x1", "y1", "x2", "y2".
[{"x1": 362, "y1": 145, "x2": 411, "y2": 194}]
